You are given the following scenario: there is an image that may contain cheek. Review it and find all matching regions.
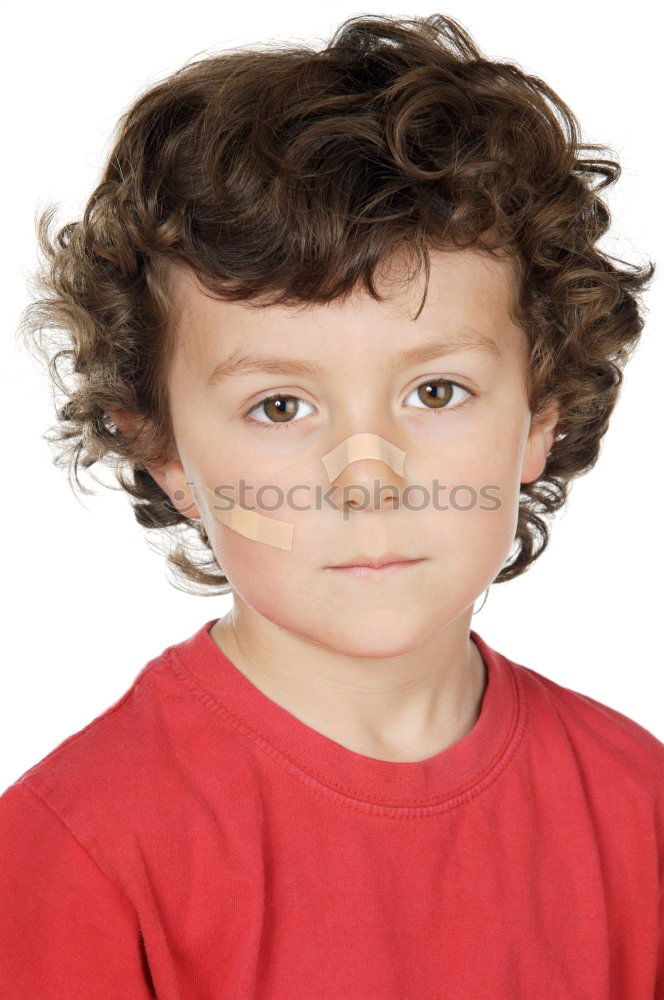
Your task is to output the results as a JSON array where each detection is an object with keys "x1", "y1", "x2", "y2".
[
  {"x1": 199, "y1": 457, "x2": 307, "y2": 595},
  {"x1": 419, "y1": 418, "x2": 524, "y2": 511},
  {"x1": 214, "y1": 529, "x2": 287, "y2": 587},
  {"x1": 439, "y1": 497, "x2": 519, "y2": 574},
  {"x1": 210, "y1": 527, "x2": 318, "y2": 636},
  {"x1": 417, "y1": 424, "x2": 525, "y2": 570}
]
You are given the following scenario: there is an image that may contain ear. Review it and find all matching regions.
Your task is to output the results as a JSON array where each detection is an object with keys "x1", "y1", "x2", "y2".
[
  {"x1": 108, "y1": 406, "x2": 202, "y2": 521},
  {"x1": 520, "y1": 398, "x2": 560, "y2": 486}
]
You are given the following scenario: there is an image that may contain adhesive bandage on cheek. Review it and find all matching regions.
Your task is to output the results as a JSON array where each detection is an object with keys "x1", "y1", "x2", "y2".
[
  {"x1": 206, "y1": 484, "x2": 294, "y2": 551},
  {"x1": 202, "y1": 432, "x2": 406, "y2": 552}
]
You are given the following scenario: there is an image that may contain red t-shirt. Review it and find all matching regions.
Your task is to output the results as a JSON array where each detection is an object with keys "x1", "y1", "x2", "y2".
[{"x1": 1, "y1": 619, "x2": 662, "y2": 999}]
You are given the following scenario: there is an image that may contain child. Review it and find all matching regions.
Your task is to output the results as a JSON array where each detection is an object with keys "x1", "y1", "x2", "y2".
[{"x1": 2, "y1": 12, "x2": 661, "y2": 998}]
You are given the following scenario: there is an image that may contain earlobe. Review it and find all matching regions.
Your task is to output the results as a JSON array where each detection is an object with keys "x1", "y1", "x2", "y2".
[{"x1": 520, "y1": 399, "x2": 560, "y2": 486}]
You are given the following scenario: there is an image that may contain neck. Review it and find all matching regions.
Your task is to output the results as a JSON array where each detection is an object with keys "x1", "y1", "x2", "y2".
[{"x1": 209, "y1": 605, "x2": 487, "y2": 763}]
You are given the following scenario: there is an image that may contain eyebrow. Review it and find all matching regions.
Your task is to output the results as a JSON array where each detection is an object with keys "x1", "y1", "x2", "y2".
[{"x1": 206, "y1": 329, "x2": 502, "y2": 387}]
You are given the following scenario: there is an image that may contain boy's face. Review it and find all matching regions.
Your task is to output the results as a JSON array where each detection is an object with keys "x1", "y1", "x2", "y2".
[{"x1": 147, "y1": 248, "x2": 558, "y2": 656}]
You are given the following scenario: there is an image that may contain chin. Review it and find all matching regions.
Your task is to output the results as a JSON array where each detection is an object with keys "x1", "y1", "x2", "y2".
[{"x1": 316, "y1": 619, "x2": 431, "y2": 660}]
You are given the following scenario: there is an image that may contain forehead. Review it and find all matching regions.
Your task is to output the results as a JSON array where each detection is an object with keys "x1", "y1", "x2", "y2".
[{"x1": 167, "y1": 247, "x2": 524, "y2": 371}]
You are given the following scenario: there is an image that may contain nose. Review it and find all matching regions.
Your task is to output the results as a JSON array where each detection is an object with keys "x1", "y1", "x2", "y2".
[{"x1": 327, "y1": 455, "x2": 403, "y2": 512}]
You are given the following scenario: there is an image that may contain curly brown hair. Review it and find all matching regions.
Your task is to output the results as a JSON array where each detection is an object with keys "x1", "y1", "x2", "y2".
[{"x1": 17, "y1": 12, "x2": 655, "y2": 596}]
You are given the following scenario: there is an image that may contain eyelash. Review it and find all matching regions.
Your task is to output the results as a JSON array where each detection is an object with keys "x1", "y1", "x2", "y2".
[{"x1": 244, "y1": 378, "x2": 477, "y2": 432}]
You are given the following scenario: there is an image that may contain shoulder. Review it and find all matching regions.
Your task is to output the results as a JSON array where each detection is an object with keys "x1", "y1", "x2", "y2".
[
  {"x1": 510, "y1": 653, "x2": 664, "y2": 788},
  {"x1": 1, "y1": 623, "x2": 252, "y2": 853},
  {"x1": 0, "y1": 636, "x2": 194, "y2": 859},
  {"x1": 13, "y1": 643, "x2": 168, "y2": 784}
]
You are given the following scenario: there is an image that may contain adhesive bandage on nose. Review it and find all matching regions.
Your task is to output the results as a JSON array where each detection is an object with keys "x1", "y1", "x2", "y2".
[
  {"x1": 204, "y1": 432, "x2": 406, "y2": 551},
  {"x1": 321, "y1": 432, "x2": 406, "y2": 483}
]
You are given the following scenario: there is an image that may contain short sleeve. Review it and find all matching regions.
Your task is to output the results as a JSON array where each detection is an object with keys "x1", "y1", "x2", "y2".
[
  {"x1": 0, "y1": 779, "x2": 154, "y2": 999},
  {"x1": 657, "y1": 787, "x2": 664, "y2": 998}
]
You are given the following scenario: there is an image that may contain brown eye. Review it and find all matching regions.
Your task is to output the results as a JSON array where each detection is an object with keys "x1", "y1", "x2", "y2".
[
  {"x1": 247, "y1": 394, "x2": 315, "y2": 428},
  {"x1": 417, "y1": 381, "x2": 453, "y2": 408},
  {"x1": 406, "y1": 378, "x2": 472, "y2": 411},
  {"x1": 262, "y1": 396, "x2": 298, "y2": 422}
]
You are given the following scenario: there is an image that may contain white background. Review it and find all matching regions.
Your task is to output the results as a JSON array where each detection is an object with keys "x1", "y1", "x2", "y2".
[{"x1": 1, "y1": 0, "x2": 662, "y2": 792}]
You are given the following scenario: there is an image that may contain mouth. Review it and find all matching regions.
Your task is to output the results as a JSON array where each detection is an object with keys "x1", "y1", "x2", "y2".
[{"x1": 326, "y1": 556, "x2": 425, "y2": 578}]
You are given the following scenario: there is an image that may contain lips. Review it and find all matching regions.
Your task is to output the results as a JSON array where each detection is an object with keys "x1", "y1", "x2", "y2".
[
  {"x1": 327, "y1": 558, "x2": 424, "y2": 578},
  {"x1": 329, "y1": 553, "x2": 418, "y2": 569}
]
